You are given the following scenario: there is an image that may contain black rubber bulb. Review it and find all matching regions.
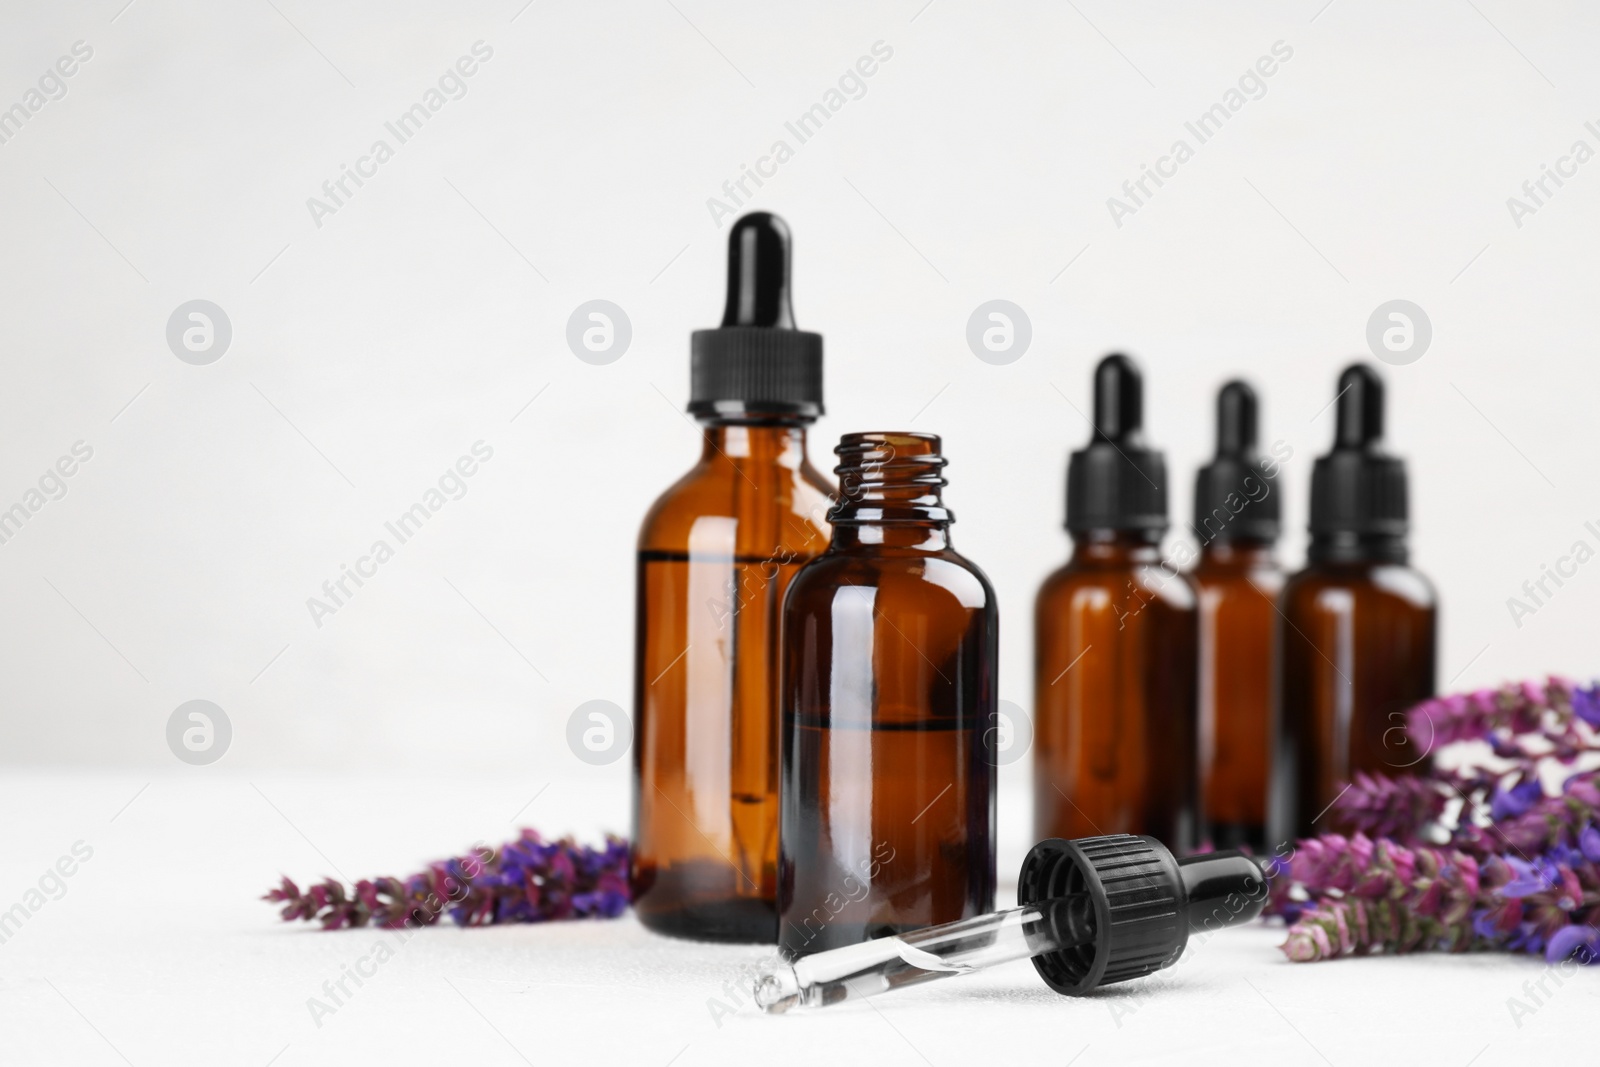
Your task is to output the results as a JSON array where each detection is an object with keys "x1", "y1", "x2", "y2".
[
  {"x1": 720, "y1": 212, "x2": 796, "y2": 329},
  {"x1": 1215, "y1": 379, "x2": 1258, "y2": 458},
  {"x1": 1092, "y1": 353, "x2": 1143, "y2": 443},
  {"x1": 1334, "y1": 362, "x2": 1384, "y2": 449}
]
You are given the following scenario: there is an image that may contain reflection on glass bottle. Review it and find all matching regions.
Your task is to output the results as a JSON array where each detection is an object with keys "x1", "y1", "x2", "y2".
[
  {"x1": 632, "y1": 214, "x2": 834, "y2": 942},
  {"x1": 1270, "y1": 364, "x2": 1436, "y2": 844},
  {"x1": 778, "y1": 433, "x2": 997, "y2": 958},
  {"x1": 1034, "y1": 355, "x2": 1198, "y2": 852}
]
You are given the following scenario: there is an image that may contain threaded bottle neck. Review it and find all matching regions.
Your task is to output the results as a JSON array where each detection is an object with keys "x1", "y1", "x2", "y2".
[{"x1": 829, "y1": 432, "x2": 951, "y2": 527}]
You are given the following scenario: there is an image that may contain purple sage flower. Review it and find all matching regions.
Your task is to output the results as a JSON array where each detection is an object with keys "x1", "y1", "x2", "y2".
[
  {"x1": 264, "y1": 830, "x2": 630, "y2": 931},
  {"x1": 1580, "y1": 824, "x2": 1600, "y2": 864},
  {"x1": 1489, "y1": 779, "x2": 1544, "y2": 821},
  {"x1": 1544, "y1": 924, "x2": 1600, "y2": 964},
  {"x1": 1571, "y1": 685, "x2": 1600, "y2": 729}
]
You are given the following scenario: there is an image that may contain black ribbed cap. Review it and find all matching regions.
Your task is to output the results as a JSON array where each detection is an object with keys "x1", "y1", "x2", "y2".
[
  {"x1": 1193, "y1": 380, "x2": 1280, "y2": 544},
  {"x1": 1065, "y1": 354, "x2": 1168, "y2": 534},
  {"x1": 1307, "y1": 363, "x2": 1409, "y2": 562},
  {"x1": 688, "y1": 213, "x2": 823, "y2": 420},
  {"x1": 1018, "y1": 835, "x2": 1267, "y2": 996}
]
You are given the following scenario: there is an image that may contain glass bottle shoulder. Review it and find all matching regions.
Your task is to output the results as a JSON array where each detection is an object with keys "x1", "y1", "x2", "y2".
[
  {"x1": 1189, "y1": 547, "x2": 1286, "y2": 598},
  {"x1": 637, "y1": 448, "x2": 834, "y2": 554},
  {"x1": 1282, "y1": 559, "x2": 1437, "y2": 612},
  {"x1": 1036, "y1": 548, "x2": 1198, "y2": 613},
  {"x1": 787, "y1": 544, "x2": 996, "y2": 617}
]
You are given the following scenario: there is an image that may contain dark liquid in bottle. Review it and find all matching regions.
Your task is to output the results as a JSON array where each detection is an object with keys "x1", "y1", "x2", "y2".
[
  {"x1": 633, "y1": 550, "x2": 809, "y2": 942},
  {"x1": 780, "y1": 714, "x2": 993, "y2": 956}
]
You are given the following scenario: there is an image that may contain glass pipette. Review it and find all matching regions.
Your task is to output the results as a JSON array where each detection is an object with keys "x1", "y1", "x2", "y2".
[{"x1": 756, "y1": 833, "x2": 1267, "y2": 1013}]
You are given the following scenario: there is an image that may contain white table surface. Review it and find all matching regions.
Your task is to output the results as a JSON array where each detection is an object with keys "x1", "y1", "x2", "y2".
[{"x1": 0, "y1": 771, "x2": 1585, "y2": 1066}]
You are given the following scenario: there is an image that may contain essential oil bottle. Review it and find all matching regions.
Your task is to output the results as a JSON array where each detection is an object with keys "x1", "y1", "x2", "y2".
[
  {"x1": 778, "y1": 432, "x2": 997, "y2": 958},
  {"x1": 1270, "y1": 363, "x2": 1437, "y2": 843},
  {"x1": 1189, "y1": 381, "x2": 1284, "y2": 853},
  {"x1": 631, "y1": 213, "x2": 834, "y2": 942},
  {"x1": 1034, "y1": 354, "x2": 1198, "y2": 852}
]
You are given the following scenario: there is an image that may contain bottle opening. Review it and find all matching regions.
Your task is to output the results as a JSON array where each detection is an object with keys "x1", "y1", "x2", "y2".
[{"x1": 831, "y1": 432, "x2": 951, "y2": 525}]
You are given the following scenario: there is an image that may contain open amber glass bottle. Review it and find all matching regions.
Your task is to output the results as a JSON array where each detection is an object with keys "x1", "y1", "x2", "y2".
[
  {"x1": 632, "y1": 214, "x2": 834, "y2": 942},
  {"x1": 778, "y1": 433, "x2": 997, "y2": 958}
]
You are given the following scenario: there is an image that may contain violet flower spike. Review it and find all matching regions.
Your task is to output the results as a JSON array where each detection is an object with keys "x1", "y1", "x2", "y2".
[
  {"x1": 1278, "y1": 825, "x2": 1600, "y2": 966},
  {"x1": 1275, "y1": 674, "x2": 1600, "y2": 965},
  {"x1": 262, "y1": 831, "x2": 630, "y2": 930}
]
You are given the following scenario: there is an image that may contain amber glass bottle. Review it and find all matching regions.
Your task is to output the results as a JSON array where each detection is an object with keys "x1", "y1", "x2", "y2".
[
  {"x1": 778, "y1": 432, "x2": 997, "y2": 958},
  {"x1": 1270, "y1": 364, "x2": 1437, "y2": 844},
  {"x1": 1190, "y1": 381, "x2": 1284, "y2": 853},
  {"x1": 1034, "y1": 354, "x2": 1198, "y2": 852},
  {"x1": 632, "y1": 214, "x2": 834, "y2": 942}
]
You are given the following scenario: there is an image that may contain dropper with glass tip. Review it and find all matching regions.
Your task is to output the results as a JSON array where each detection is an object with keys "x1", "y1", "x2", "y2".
[{"x1": 755, "y1": 834, "x2": 1266, "y2": 1014}]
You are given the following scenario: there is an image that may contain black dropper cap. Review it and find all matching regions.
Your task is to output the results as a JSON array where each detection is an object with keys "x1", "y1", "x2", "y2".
[
  {"x1": 1307, "y1": 362, "x2": 1409, "y2": 563},
  {"x1": 1065, "y1": 354, "x2": 1169, "y2": 535},
  {"x1": 1018, "y1": 834, "x2": 1266, "y2": 995},
  {"x1": 688, "y1": 213, "x2": 824, "y2": 420},
  {"x1": 1192, "y1": 380, "x2": 1280, "y2": 545}
]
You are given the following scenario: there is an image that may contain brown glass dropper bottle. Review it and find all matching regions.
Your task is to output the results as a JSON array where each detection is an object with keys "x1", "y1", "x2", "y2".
[
  {"x1": 1189, "y1": 381, "x2": 1284, "y2": 854},
  {"x1": 1269, "y1": 363, "x2": 1437, "y2": 843},
  {"x1": 1034, "y1": 354, "x2": 1199, "y2": 852},
  {"x1": 631, "y1": 213, "x2": 834, "y2": 942}
]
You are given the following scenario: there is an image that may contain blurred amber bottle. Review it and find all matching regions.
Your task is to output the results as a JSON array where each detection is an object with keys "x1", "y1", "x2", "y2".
[
  {"x1": 1034, "y1": 355, "x2": 1198, "y2": 852},
  {"x1": 1189, "y1": 381, "x2": 1285, "y2": 853},
  {"x1": 1269, "y1": 364, "x2": 1436, "y2": 844},
  {"x1": 778, "y1": 432, "x2": 997, "y2": 957},
  {"x1": 631, "y1": 214, "x2": 834, "y2": 942}
]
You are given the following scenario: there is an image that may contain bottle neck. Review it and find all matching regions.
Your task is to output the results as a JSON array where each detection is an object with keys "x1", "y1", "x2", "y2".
[
  {"x1": 1069, "y1": 528, "x2": 1163, "y2": 565},
  {"x1": 699, "y1": 419, "x2": 810, "y2": 470},
  {"x1": 828, "y1": 432, "x2": 952, "y2": 552},
  {"x1": 832, "y1": 524, "x2": 951, "y2": 551},
  {"x1": 1199, "y1": 537, "x2": 1277, "y2": 568},
  {"x1": 1307, "y1": 531, "x2": 1408, "y2": 565}
]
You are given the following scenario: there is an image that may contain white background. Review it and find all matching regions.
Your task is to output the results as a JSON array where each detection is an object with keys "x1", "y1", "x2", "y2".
[{"x1": 0, "y1": 1, "x2": 1592, "y2": 1063}]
